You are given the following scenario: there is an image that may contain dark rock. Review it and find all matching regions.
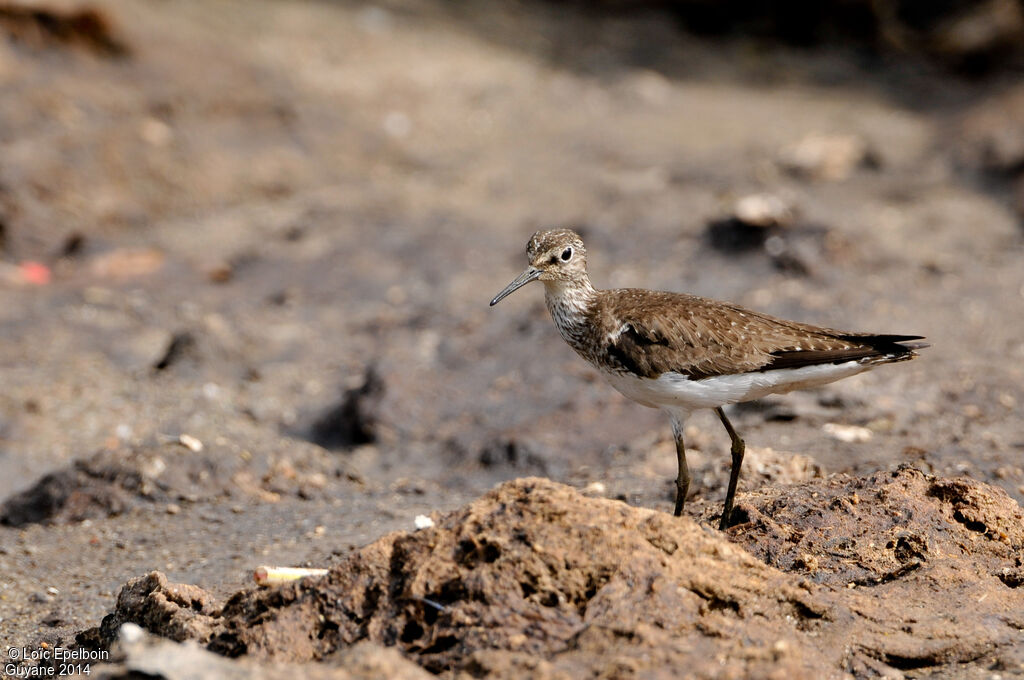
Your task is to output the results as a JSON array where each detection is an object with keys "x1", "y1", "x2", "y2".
[
  {"x1": 153, "y1": 331, "x2": 198, "y2": 371},
  {"x1": 40, "y1": 607, "x2": 70, "y2": 627},
  {"x1": 1016, "y1": 175, "x2": 1024, "y2": 222},
  {"x1": 0, "y1": 454, "x2": 136, "y2": 527},
  {"x1": 705, "y1": 218, "x2": 819, "y2": 274},
  {"x1": 956, "y1": 85, "x2": 1024, "y2": 221},
  {"x1": 705, "y1": 194, "x2": 795, "y2": 253},
  {"x1": 76, "y1": 571, "x2": 223, "y2": 651},
  {"x1": 704, "y1": 194, "x2": 827, "y2": 276},
  {"x1": 706, "y1": 216, "x2": 772, "y2": 253},
  {"x1": 0, "y1": 5, "x2": 130, "y2": 57},
  {"x1": 59, "y1": 231, "x2": 85, "y2": 258},
  {"x1": 307, "y1": 367, "x2": 385, "y2": 450},
  {"x1": 477, "y1": 437, "x2": 548, "y2": 472},
  {"x1": 0, "y1": 446, "x2": 224, "y2": 527}
]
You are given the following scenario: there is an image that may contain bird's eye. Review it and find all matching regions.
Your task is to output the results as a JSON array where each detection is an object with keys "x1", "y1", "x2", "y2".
[{"x1": 560, "y1": 247, "x2": 573, "y2": 262}]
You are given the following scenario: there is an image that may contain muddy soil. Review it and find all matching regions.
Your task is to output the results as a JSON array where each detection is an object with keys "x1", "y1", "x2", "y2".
[
  {"x1": 67, "y1": 474, "x2": 1024, "y2": 678},
  {"x1": 1, "y1": 1, "x2": 1023, "y2": 678}
]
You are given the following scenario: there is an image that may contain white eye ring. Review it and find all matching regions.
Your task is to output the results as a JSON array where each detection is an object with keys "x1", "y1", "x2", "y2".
[{"x1": 560, "y1": 247, "x2": 573, "y2": 262}]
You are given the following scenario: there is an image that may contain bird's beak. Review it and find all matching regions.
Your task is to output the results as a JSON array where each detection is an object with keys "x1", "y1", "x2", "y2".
[{"x1": 490, "y1": 266, "x2": 541, "y2": 306}]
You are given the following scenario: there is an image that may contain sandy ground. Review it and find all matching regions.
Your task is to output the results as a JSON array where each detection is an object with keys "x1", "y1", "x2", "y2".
[{"x1": 1, "y1": 0, "x2": 1023, "y2": 676}]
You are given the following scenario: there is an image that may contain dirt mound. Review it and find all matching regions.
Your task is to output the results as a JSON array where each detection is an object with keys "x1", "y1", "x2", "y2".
[
  {"x1": 1, "y1": 448, "x2": 173, "y2": 526},
  {"x1": 0, "y1": 438, "x2": 347, "y2": 527},
  {"x1": 711, "y1": 466, "x2": 1024, "y2": 674},
  {"x1": 0, "y1": 4, "x2": 129, "y2": 57},
  {"x1": 73, "y1": 473, "x2": 1024, "y2": 678},
  {"x1": 0, "y1": 445, "x2": 229, "y2": 527},
  {"x1": 75, "y1": 572, "x2": 223, "y2": 650},
  {"x1": 206, "y1": 478, "x2": 837, "y2": 678},
  {"x1": 719, "y1": 465, "x2": 1024, "y2": 586}
]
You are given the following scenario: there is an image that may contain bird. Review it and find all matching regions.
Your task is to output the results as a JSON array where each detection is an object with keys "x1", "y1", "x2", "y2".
[{"x1": 489, "y1": 228, "x2": 927, "y2": 530}]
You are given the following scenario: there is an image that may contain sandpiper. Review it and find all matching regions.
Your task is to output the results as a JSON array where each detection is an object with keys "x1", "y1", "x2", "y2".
[{"x1": 490, "y1": 228, "x2": 927, "y2": 530}]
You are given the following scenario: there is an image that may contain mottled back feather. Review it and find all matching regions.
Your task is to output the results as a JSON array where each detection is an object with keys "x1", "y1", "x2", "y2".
[{"x1": 588, "y1": 289, "x2": 924, "y2": 380}]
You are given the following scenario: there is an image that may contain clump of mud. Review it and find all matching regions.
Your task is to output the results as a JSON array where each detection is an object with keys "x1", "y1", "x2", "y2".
[
  {"x1": 0, "y1": 447, "x2": 195, "y2": 527},
  {"x1": 719, "y1": 465, "x2": 1024, "y2": 587},
  {"x1": 305, "y1": 366, "x2": 386, "y2": 450},
  {"x1": 1, "y1": 438, "x2": 344, "y2": 527},
  {"x1": 73, "y1": 471, "x2": 1024, "y2": 678},
  {"x1": 0, "y1": 4, "x2": 129, "y2": 56}
]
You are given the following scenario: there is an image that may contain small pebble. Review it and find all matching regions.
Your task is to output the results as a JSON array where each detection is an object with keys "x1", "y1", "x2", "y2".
[
  {"x1": 206, "y1": 261, "x2": 233, "y2": 283},
  {"x1": 138, "y1": 117, "x2": 172, "y2": 147},
  {"x1": 414, "y1": 514, "x2": 434, "y2": 530},
  {"x1": 119, "y1": 622, "x2": 146, "y2": 644},
  {"x1": 734, "y1": 192, "x2": 795, "y2": 228},
  {"x1": 179, "y1": 434, "x2": 204, "y2": 452},
  {"x1": 140, "y1": 456, "x2": 167, "y2": 479},
  {"x1": 780, "y1": 132, "x2": 871, "y2": 181},
  {"x1": 166, "y1": 503, "x2": 181, "y2": 515},
  {"x1": 383, "y1": 111, "x2": 411, "y2": 138},
  {"x1": 823, "y1": 423, "x2": 873, "y2": 443}
]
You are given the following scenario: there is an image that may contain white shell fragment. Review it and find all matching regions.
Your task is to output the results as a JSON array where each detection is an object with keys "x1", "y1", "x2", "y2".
[
  {"x1": 178, "y1": 434, "x2": 204, "y2": 452},
  {"x1": 823, "y1": 423, "x2": 873, "y2": 443}
]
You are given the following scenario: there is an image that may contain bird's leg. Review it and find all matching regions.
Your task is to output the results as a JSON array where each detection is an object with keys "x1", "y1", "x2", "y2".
[
  {"x1": 669, "y1": 414, "x2": 690, "y2": 517},
  {"x1": 715, "y1": 407, "x2": 745, "y2": 530},
  {"x1": 673, "y1": 430, "x2": 690, "y2": 517}
]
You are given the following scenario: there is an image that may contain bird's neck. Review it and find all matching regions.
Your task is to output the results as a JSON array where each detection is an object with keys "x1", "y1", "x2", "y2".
[{"x1": 543, "y1": 277, "x2": 597, "y2": 347}]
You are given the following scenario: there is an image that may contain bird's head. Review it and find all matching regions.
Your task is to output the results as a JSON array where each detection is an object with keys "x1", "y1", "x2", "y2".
[{"x1": 490, "y1": 229, "x2": 587, "y2": 306}]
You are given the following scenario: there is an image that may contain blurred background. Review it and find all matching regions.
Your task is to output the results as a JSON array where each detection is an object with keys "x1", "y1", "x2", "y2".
[{"x1": 1, "y1": 0, "x2": 1023, "y2": 647}]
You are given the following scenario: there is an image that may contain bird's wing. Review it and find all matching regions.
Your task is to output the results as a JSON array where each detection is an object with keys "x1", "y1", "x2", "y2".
[{"x1": 599, "y1": 290, "x2": 924, "y2": 380}]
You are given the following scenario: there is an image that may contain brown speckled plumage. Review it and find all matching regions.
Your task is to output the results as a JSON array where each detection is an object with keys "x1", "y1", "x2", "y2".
[
  {"x1": 588, "y1": 290, "x2": 922, "y2": 380},
  {"x1": 490, "y1": 228, "x2": 928, "y2": 529}
]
